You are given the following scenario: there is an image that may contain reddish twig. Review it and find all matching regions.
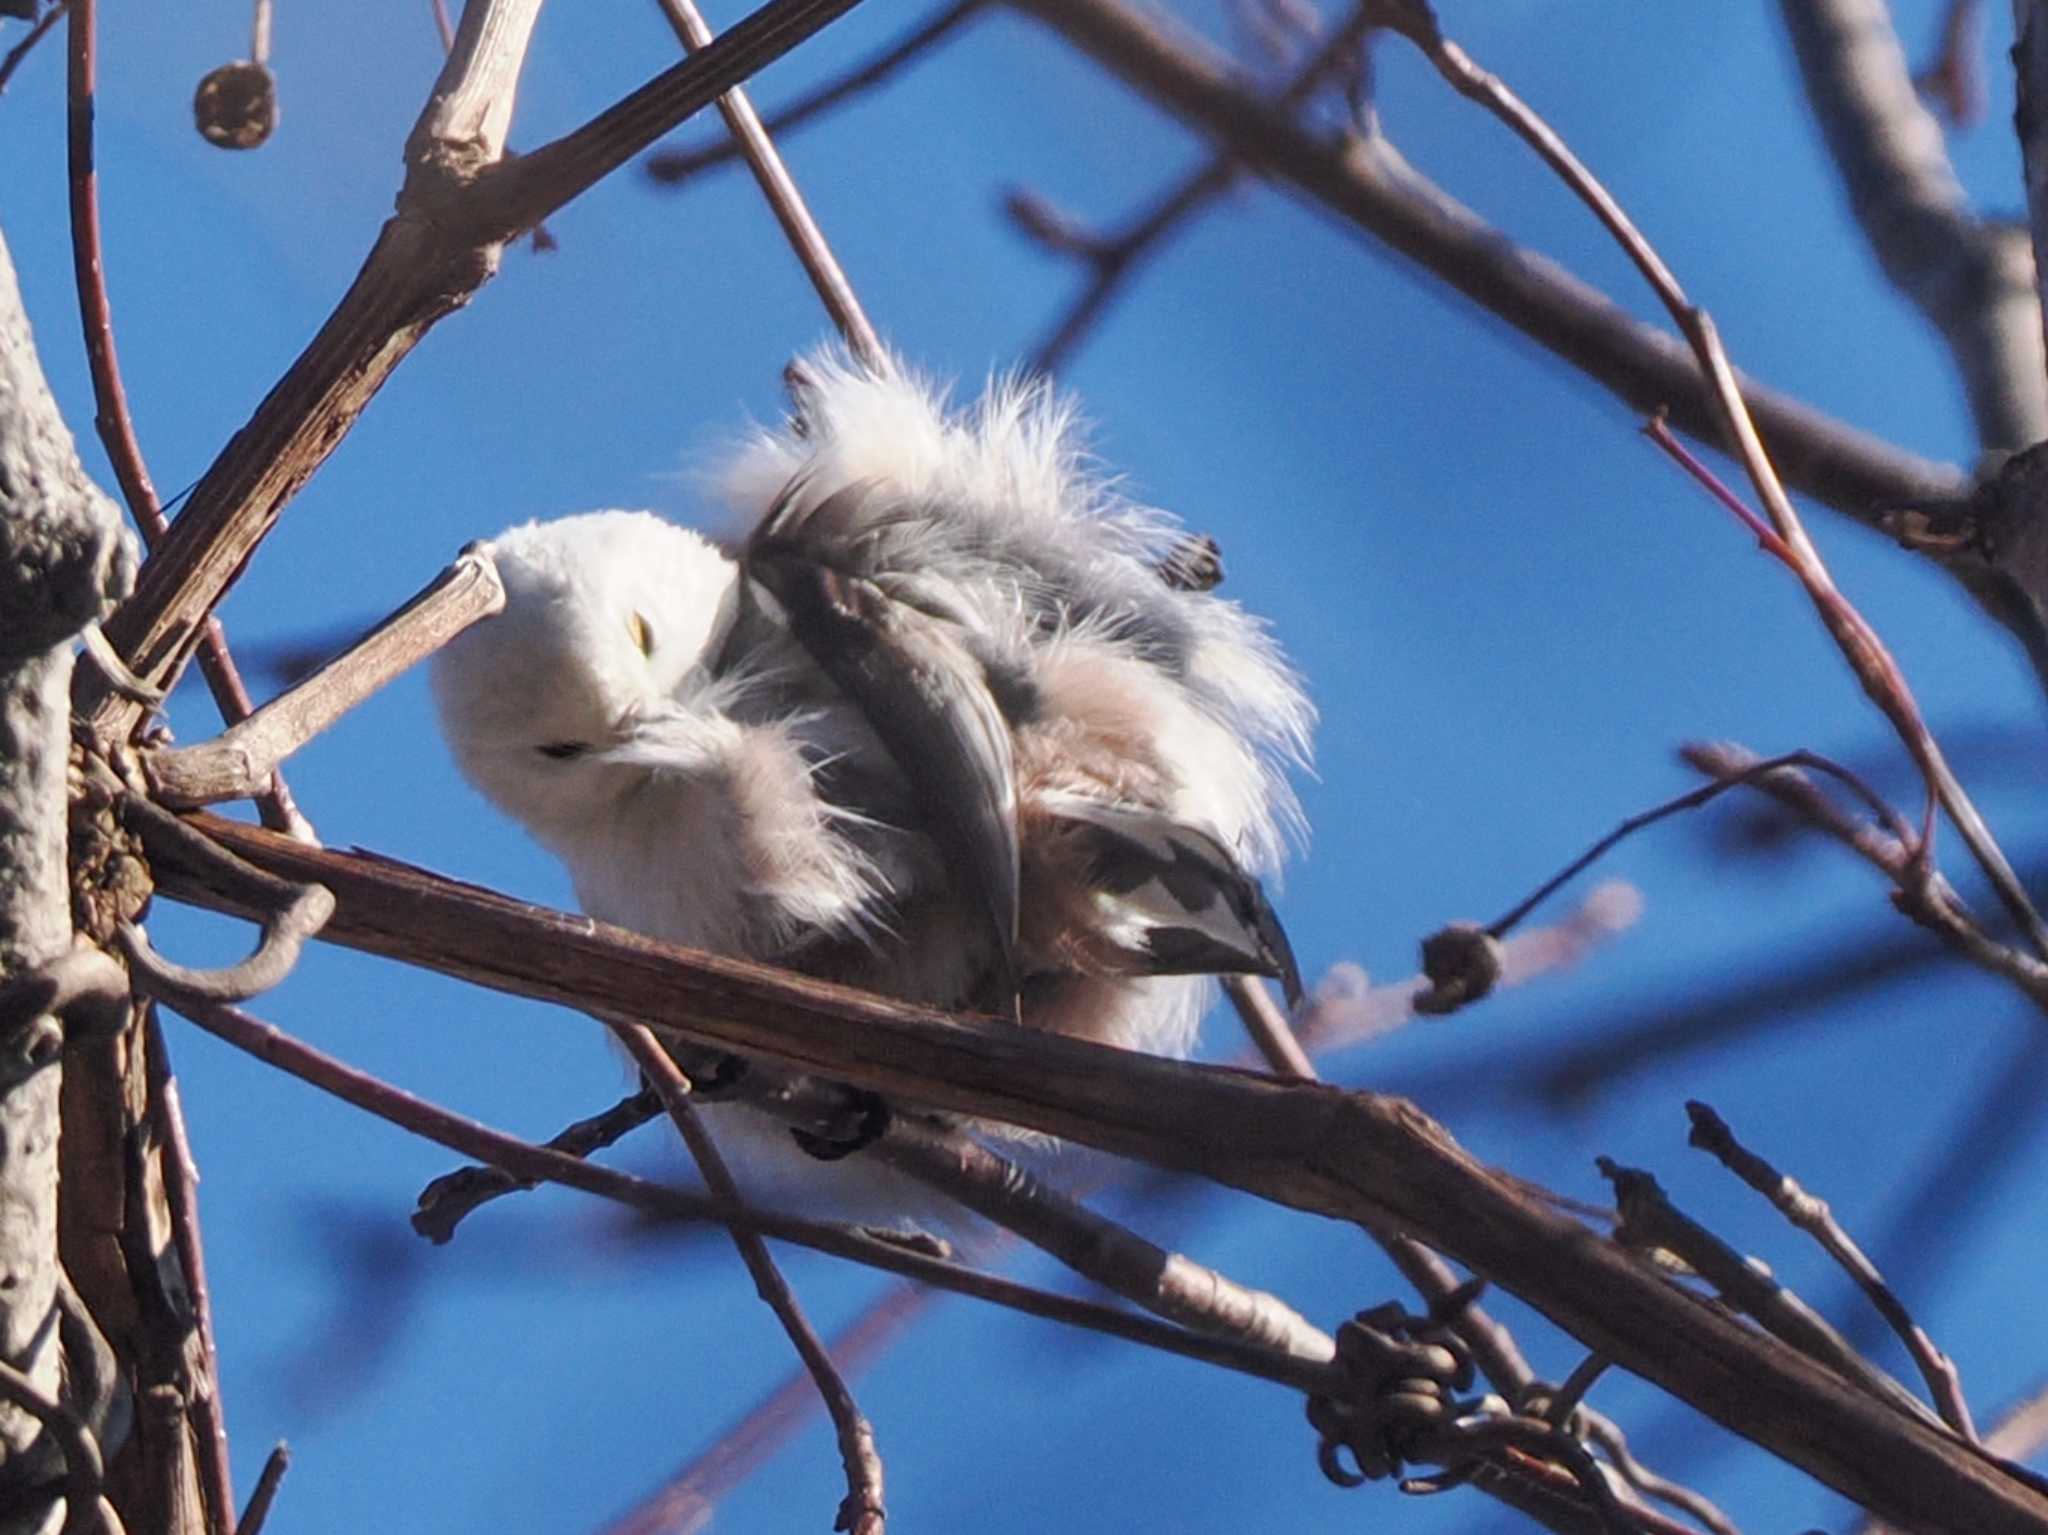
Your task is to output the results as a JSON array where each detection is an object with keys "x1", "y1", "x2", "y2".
[
  {"x1": 1018, "y1": 6, "x2": 1376, "y2": 373},
  {"x1": 63, "y1": 0, "x2": 309, "y2": 837},
  {"x1": 1378, "y1": 0, "x2": 2048, "y2": 964},
  {"x1": 144, "y1": 1014, "x2": 238, "y2": 1534},
  {"x1": 602, "y1": 1283, "x2": 931, "y2": 1535},
  {"x1": 612, "y1": 1025, "x2": 886, "y2": 1535},
  {"x1": 649, "y1": 0, "x2": 884, "y2": 369},
  {"x1": 1679, "y1": 742, "x2": 2048, "y2": 1014},
  {"x1": 1685, "y1": 1100, "x2": 1978, "y2": 1443},
  {"x1": 234, "y1": 1442, "x2": 289, "y2": 1535},
  {"x1": 645, "y1": 1, "x2": 986, "y2": 187},
  {"x1": 0, "y1": 0, "x2": 64, "y2": 95},
  {"x1": 413, "y1": 1088, "x2": 660, "y2": 1241},
  {"x1": 1487, "y1": 750, "x2": 1910, "y2": 942}
]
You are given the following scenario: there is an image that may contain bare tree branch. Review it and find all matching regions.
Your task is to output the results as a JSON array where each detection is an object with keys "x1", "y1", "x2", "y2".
[
  {"x1": 1369, "y1": 0, "x2": 2048, "y2": 967},
  {"x1": 142, "y1": 814, "x2": 2048, "y2": 1534},
  {"x1": 143, "y1": 550, "x2": 505, "y2": 810},
  {"x1": 1685, "y1": 1100, "x2": 1978, "y2": 1443},
  {"x1": 1004, "y1": 0, "x2": 1968, "y2": 521},
  {"x1": 233, "y1": 1443, "x2": 288, "y2": 1535},
  {"x1": 166, "y1": 998, "x2": 1342, "y2": 1397},
  {"x1": 645, "y1": 2, "x2": 987, "y2": 189},
  {"x1": 1681, "y1": 741, "x2": 2048, "y2": 1013},
  {"x1": 1779, "y1": 0, "x2": 2045, "y2": 449},
  {"x1": 66, "y1": 0, "x2": 307, "y2": 839},
  {"x1": 79, "y1": 0, "x2": 870, "y2": 742},
  {"x1": 614, "y1": 1026, "x2": 886, "y2": 1535},
  {"x1": 649, "y1": 0, "x2": 884, "y2": 367},
  {"x1": 0, "y1": 0, "x2": 63, "y2": 96}
]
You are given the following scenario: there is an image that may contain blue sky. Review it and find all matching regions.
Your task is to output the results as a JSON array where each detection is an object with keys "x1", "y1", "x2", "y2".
[{"x1": 5, "y1": 2, "x2": 2046, "y2": 1530}]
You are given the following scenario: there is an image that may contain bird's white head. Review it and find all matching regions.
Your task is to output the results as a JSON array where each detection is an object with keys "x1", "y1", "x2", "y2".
[{"x1": 431, "y1": 510, "x2": 739, "y2": 841}]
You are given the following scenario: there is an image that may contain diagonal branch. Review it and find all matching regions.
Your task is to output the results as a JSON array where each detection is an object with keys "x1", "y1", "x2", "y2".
[
  {"x1": 649, "y1": 0, "x2": 883, "y2": 366},
  {"x1": 65, "y1": 0, "x2": 308, "y2": 839},
  {"x1": 1370, "y1": 0, "x2": 2048, "y2": 963},
  {"x1": 80, "y1": 0, "x2": 869, "y2": 741},
  {"x1": 645, "y1": 1, "x2": 986, "y2": 189},
  {"x1": 143, "y1": 549, "x2": 505, "y2": 810},
  {"x1": 1780, "y1": 0, "x2": 2045, "y2": 449},
  {"x1": 143, "y1": 815, "x2": 2048, "y2": 1534},
  {"x1": 168, "y1": 997, "x2": 1339, "y2": 1396},
  {"x1": 613, "y1": 1026, "x2": 886, "y2": 1535},
  {"x1": 1005, "y1": 0, "x2": 1966, "y2": 520},
  {"x1": 1685, "y1": 1100, "x2": 1978, "y2": 1443}
]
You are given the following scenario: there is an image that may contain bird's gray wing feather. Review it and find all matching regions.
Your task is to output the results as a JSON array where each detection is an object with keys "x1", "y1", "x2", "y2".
[{"x1": 746, "y1": 479, "x2": 1023, "y2": 1010}]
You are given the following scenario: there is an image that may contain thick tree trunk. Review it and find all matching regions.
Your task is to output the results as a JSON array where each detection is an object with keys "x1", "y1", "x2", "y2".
[{"x1": 0, "y1": 226, "x2": 134, "y2": 1532}]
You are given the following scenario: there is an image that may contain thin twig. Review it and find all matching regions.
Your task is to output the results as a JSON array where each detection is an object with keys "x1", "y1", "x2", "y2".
[
  {"x1": 873, "y1": 1116, "x2": 1336, "y2": 1364},
  {"x1": 167, "y1": 998, "x2": 1340, "y2": 1395},
  {"x1": 145, "y1": 1013, "x2": 240, "y2": 1532},
  {"x1": 645, "y1": 1, "x2": 986, "y2": 187},
  {"x1": 602, "y1": 1284, "x2": 931, "y2": 1535},
  {"x1": 1222, "y1": 965, "x2": 1540, "y2": 1400},
  {"x1": 1684, "y1": 1100, "x2": 1978, "y2": 1442},
  {"x1": 0, "y1": 0, "x2": 64, "y2": 95},
  {"x1": 145, "y1": 549, "x2": 506, "y2": 809},
  {"x1": 1223, "y1": 974, "x2": 1313, "y2": 1078},
  {"x1": 1597, "y1": 1158, "x2": 1945, "y2": 1435},
  {"x1": 64, "y1": 0, "x2": 310, "y2": 836},
  {"x1": 0, "y1": 1357, "x2": 126, "y2": 1535},
  {"x1": 234, "y1": 1443, "x2": 289, "y2": 1535},
  {"x1": 413, "y1": 1088, "x2": 661, "y2": 1242},
  {"x1": 1575, "y1": 1413, "x2": 1741, "y2": 1535},
  {"x1": 1437, "y1": 7, "x2": 2045, "y2": 954},
  {"x1": 1680, "y1": 741, "x2": 2048, "y2": 1015},
  {"x1": 1007, "y1": 0, "x2": 1969, "y2": 522},
  {"x1": 1020, "y1": 5, "x2": 1376, "y2": 372},
  {"x1": 649, "y1": 0, "x2": 884, "y2": 368},
  {"x1": 613, "y1": 1025, "x2": 886, "y2": 1535},
  {"x1": 84, "y1": 0, "x2": 871, "y2": 740},
  {"x1": 1378, "y1": 0, "x2": 2048, "y2": 964},
  {"x1": 1488, "y1": 751, "x2": 1908, "y2": 940}
]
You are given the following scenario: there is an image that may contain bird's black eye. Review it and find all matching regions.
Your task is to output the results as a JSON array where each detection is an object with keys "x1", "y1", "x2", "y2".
[
  {"x1": 628, "y1": 610, "x2": 655, "y2": 658},
  {"x1": 536, "y1": 741, "x2": 588, "y2": 760}
]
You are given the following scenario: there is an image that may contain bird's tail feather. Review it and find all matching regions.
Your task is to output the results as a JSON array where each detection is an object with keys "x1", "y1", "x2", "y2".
[{"x1": 1042, "y1": 796, "x2": 1303, "y2": 1007}]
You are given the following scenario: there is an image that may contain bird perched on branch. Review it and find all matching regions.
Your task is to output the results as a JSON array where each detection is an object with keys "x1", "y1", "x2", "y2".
[{"x1": 432, "y1": 352, "x2": 1312, "y2": 1192}]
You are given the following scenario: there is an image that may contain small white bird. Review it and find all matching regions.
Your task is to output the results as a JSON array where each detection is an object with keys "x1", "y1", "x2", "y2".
[{"x1": 432, "y1": 352, "x2": 1312, "y2": 1193}]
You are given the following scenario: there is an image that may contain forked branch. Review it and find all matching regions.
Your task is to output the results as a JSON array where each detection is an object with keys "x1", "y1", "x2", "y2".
[{"x1": 140, "y1": 813, "x2": 2048, "y2": 1533}]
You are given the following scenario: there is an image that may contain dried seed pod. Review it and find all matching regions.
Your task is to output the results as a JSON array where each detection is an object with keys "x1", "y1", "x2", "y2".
[{"x1": 194, "y1": 59, "x2": 276, "y2": 149}]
